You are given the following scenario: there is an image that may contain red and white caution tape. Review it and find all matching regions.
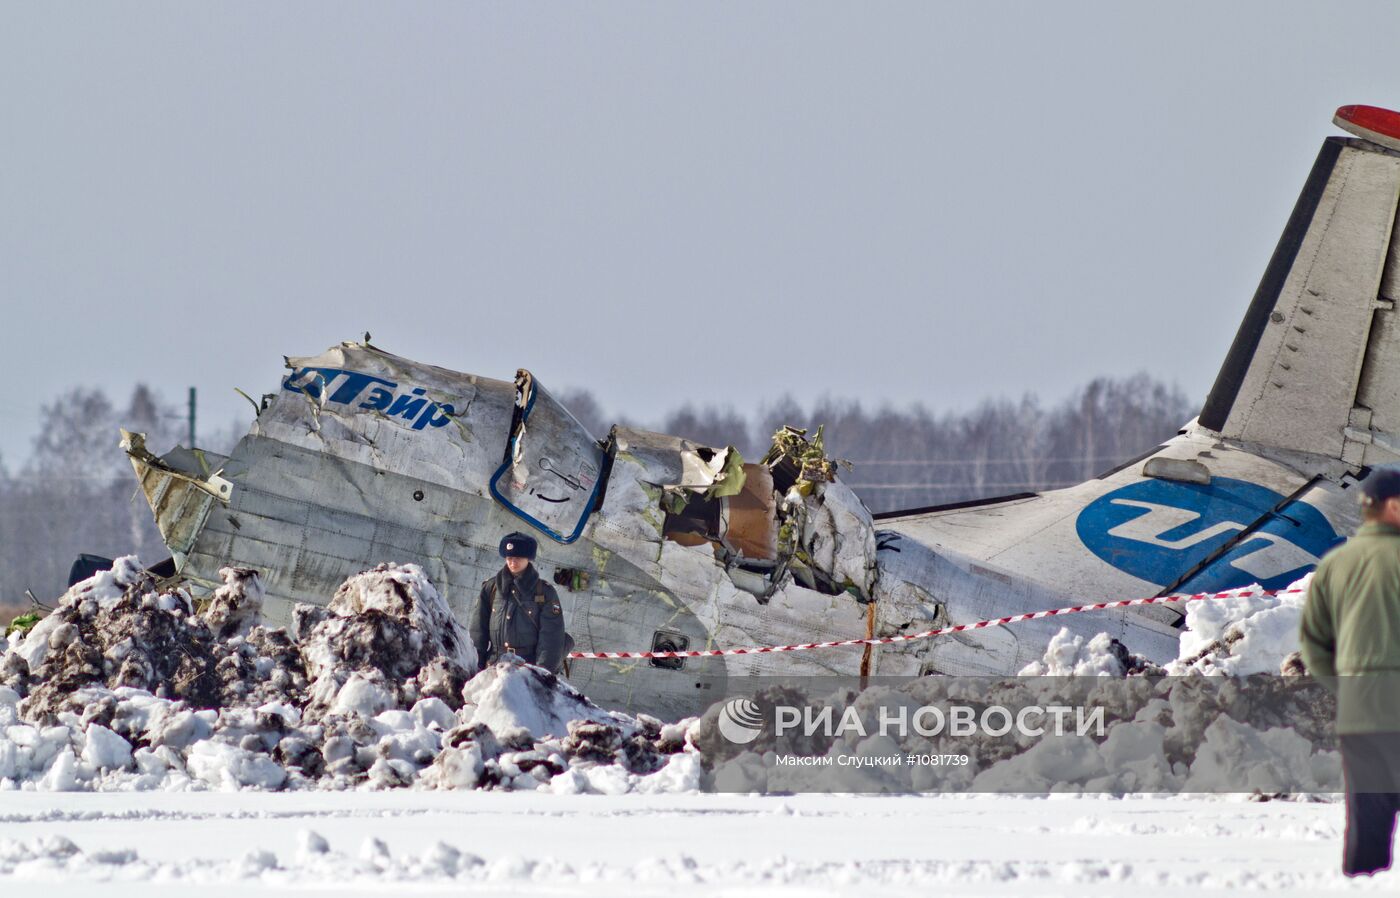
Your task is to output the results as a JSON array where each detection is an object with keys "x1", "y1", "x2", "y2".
[{"x1": 566, "y1": 584, "x2": 1307, "y2": 661}]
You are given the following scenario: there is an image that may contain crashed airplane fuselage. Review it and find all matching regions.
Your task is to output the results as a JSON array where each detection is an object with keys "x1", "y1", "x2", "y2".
[{"x1": 126, "y1": 106, "x2": 1400, "y2": 719}]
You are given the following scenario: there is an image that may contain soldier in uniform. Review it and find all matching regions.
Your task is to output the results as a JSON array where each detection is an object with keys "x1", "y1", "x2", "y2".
[{"x1": 470, "y1": 531, "x2": 568, "y2": 673}]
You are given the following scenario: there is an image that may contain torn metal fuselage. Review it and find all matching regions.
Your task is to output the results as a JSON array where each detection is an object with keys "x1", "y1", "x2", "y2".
[
  {"x1": 121, "y1": 430, "x2": 232, "y2": 567},
  {"x1": 125, "y1": 121, "x2": 1400, "y2": 718},
  {"x1": 122, "y1": 341, "x2": 1182, "y2": 720}
]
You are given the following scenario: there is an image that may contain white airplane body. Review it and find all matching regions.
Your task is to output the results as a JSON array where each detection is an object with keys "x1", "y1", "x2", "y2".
[{"x1": 124, "y1": 107, "x2": 1400, "y2": 718}]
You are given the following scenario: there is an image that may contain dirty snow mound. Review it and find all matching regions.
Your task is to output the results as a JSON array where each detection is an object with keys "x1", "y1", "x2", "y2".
[
  {"x1": 0, "y1": 558, "x2": 696, "y2": 795},
  {"x1": 295, "y1": 563, "x2": 476, "y2": 721},
  {"x1": 203, "y1": 567, "x2": 266, "y2": 639},
  {"x1": 329, "y1": 564, "x2": 475, "y2": 673},
  {"x1": 0, "y1": 562, "x2": 1335, "y2": 797}
]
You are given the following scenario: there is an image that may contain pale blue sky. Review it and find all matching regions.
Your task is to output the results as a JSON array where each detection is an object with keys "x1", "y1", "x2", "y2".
[{"x1": 3, "y1": 2, "x2": 1400, "y2": 464}]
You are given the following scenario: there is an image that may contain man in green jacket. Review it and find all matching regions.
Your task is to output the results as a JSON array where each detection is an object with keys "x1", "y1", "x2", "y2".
[{"x1": 1301, "y1": 465, "x2": 1400, "y2": 876}]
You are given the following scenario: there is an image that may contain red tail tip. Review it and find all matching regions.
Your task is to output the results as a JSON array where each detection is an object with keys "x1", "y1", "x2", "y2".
[{"x1": 1334, "y1": 104, "x2": 1400, "y2": 145}]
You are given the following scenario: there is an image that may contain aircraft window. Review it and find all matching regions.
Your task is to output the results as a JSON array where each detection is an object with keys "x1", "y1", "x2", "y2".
[{"x1": 649, "y1": 631, "x2": 688, "y2": 670}]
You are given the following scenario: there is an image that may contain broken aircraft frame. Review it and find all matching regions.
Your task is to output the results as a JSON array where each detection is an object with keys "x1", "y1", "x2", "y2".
[{"x1": 124, "y1": 106, "x2": 1400, "y2": 719}]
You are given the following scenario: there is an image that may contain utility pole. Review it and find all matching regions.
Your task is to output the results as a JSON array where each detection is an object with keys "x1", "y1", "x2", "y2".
[{"x1": 188, "y1": 386, "x2": 197, "y2": 447}]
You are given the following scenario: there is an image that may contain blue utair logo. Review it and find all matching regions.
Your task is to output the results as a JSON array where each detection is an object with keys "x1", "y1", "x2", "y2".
[
  {"x1": 1075, "y1": 477, "x2": 1343, "y2": 593},
  {"x1": 282, "y1": 367, "x2": 456, "y2": 432}
]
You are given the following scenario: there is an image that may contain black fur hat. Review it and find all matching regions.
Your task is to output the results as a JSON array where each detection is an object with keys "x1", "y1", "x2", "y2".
[{"x1": 499, "y1": 531, "x2": 538, "y2": 560}]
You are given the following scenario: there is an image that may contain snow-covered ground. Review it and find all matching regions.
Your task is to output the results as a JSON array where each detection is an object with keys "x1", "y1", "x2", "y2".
[
  {"x1": 2, "y1": 562, "x2": 1382, "y2": 892},
  {"x1": 0, "y1": 791, "x2": 1383, "y2": 896}
]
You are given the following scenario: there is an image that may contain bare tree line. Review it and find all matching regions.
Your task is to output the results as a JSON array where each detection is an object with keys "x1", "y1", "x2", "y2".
[
  {"x1": 594, "y1": 372, "x2": 1194, "y2": 512},
  {"x1": 0, "y1": 386, "x2": 244, "y2": 620},
  {"x1": 0, "y1": 375, "x2": 1194, "y2": 617}
]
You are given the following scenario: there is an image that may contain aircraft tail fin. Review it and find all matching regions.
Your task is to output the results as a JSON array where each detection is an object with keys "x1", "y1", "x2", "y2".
[{"x1": 1199, "y1": 133, "x2": 1400, "y2": 470}]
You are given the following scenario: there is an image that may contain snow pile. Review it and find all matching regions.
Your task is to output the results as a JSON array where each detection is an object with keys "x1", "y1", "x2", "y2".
[
  {"x1": 0, "y1": 561, "x2": 1335, "y2": 796},
  {"x1": 704, "y1": 574, "x2": 1339, "y2": 794},
  {"x1": 1018, "y1": 630, "x2": 1146, "y2": 677},
  {"x1": 460, "y1": 658, "x2": 620, "y2": 740},
  {"x1": 0, "y1": 559, "x2": 699, "y2": 794},
  {"x1": 1165, "y1": 574, "x2": 1313, "y2": 676},
  {"x1": 13, "y1": 560, "x2": 265, "y2": 726},
  {"x1": 965, "y1": 689, "x2": 1339, "y2": 794},
  {"x1": 295, "y1": 563, "x2": 477, "y2": 721},
  {"x1": 701, "y1": 672, "x2": 1340, "y2": 794},
  {"x1": 971, "y1": 574, "x2": 1337, "y2": 792},
  {"x1": 202, "y1": 566, "x2": 266, "y2": 639},
  {"x1": 1019, "y1": 575, "x2": 1315, "y2": 679}
]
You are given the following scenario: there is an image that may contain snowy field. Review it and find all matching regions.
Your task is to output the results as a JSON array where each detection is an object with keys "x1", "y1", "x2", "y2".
[
  {"x1": 1, "y1": 561, "x2": 1383, "y2": 893},
  {"x1": 0, "y1": 791, "x2": 1383, "y2": 896}
]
